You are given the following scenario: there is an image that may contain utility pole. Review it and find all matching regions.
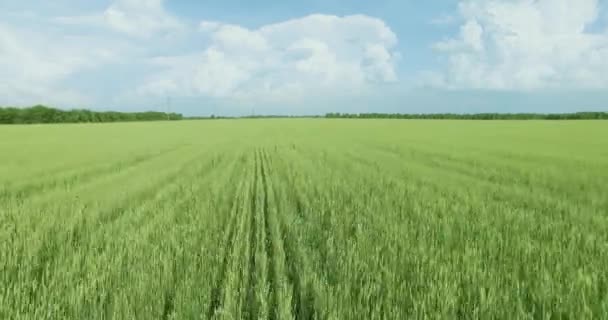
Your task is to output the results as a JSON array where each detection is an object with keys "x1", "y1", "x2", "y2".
[{"x1": 166, "y1": 96, "x2": 171, "y2": 120}]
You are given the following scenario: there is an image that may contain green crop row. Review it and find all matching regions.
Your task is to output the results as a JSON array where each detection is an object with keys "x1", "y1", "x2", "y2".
[{"x1": 1, "y1": 119, "x2": 607, "y2": 319}]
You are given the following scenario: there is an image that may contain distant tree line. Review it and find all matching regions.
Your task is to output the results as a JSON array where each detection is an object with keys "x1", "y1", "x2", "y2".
[
  {"x1": 325, "y1": 112, "x2": 608, "y2": 120},
  {"x1": 239, "y1": 115, "x2": 323, "y2": 119},
  {"x1": 0, "y1": 105, "x2": 183, "y2": 124},
  {"x1": 187, "y1": 115, "x2": 323, "y2": 120},
  {"x1": 6, "y1": 106, "x2": 604, "y2": 124},
  {"x1": 188, "y1": 112, "x2": 608, "y2": 120}
]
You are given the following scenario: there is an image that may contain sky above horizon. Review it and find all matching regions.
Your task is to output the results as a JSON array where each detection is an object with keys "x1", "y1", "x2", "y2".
[{"x1": 1, "y1": 0, "x2": 607, "y2": 116}]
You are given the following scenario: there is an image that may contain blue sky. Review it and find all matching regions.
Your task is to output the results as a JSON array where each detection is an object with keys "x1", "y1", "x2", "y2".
[{"x1": 1, "y1": 0, "x2": 607, "y2": 116}]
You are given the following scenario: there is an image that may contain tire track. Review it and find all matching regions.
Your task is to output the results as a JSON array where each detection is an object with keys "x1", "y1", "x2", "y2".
[
  {"x1": 68, "y1": 152, "x2": 242, "y2": 320},
  {"x1": 207, "y1": 157, "x2": 248, "y2": 319},
  {"x1": 241, "y1": 150, "x2": 259, "y2": 319},
  {"x1": 23, "y1": 153, "x2": 227, "y2": 289},
  {"x1": 251, "y1": 149, "x2": 271, "y2": 320},
  {"x1": 266, "y1": 149, "x2": 326, "y2": 319},
  {"x1": 259, "y1": 149, "x2": 279, "y2": 319},
  {"x1": 366, "y1": 144, "x2": 603, "y2": 207},
  {"x1": 209, "y1": 152, "x2": 257, "y2": 319},
  {"x1": 0, "y1": 145, "x2": 186, "y2": 202},
  {"x1": 261, "y1": 149, "x2": 318, "y2": 320},
  {"x1": 223, "y1": 158, "x2": 255, "y2": 319},
  {"x1": 341, "y1": 147, "x2": 593, "y2": 220},
  {"x1": 258, "y1": 149, "x2": 277, "y2": 320},
  {"x1": 208, "y1": 148, "x2": 320, "y2": 319},
  {"x1": 26, "y1": 151, "x2": 219, "y2": 244},
  {"x1": 245, "y1": 148, "x2": 281, "y2": 319}
]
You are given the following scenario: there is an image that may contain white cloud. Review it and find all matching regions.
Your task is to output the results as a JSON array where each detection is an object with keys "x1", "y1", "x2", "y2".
[
  {"x1": 429, "y1": 0, "x2": 608, "y2": 90},
  {"x1": 104, "y1": 0, "x2": 184, "y2": 37},
  {"x1": 55, "y1": 0, "x2": 184, "y2": 38},
  {"x1": 1, "y1": 0, "x2": 183, "y2": 107},
  {"x1": 136, "y1": 14, "x2": 399, "y2": 102},
  {"x1": 362, "y1": 43, "x2": 398, "y2": 82},
  {"x1": 0, "y1": 22, "x2": 126, "y2": 106}
]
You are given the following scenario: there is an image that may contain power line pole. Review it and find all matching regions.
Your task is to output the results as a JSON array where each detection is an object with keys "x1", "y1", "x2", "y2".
[{"x1": 166, "y1": 96, "x2": 171, "y2": 120}]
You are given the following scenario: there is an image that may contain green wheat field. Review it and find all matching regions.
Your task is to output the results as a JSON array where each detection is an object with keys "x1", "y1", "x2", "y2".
[{"x1": 1, "y1": 119, "x2": 607, "y2": 319}]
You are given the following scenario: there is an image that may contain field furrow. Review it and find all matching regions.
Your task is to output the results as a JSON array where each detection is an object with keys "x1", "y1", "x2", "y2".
[
  {"x1": 1, "y1": 120, "x2": 606, "y2": 319},
  {"x1": 7, "y1": 148, "x2": 208, "y2": 252},
  {"x1": 252, "y1": 151, "x2": 270, "y2": 320},
  {"x1": 0, "y1": 145, "x2": 187, "y2": 203},
  {"x1": 207, "y1": 159, "x2": 249, "y2": 319}
]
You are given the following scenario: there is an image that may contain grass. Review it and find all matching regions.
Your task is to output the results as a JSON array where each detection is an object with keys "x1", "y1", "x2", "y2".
[{"x1": 1, "y1": 119, "x2": 607, "y2": 319}]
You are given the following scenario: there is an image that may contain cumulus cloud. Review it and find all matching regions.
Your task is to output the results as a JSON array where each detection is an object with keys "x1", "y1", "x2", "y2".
[
  {"x1": 136, "y1": 14, "x2": 399, "y2": 101},
  {"x1": 0, "y1": 22, "x2": 125, "y2": 106},
  {"x1": 428, "y1": 0, "x2": 608, "y2": 90},
  {"x1": 55, "y1": 0, "x2": 184, "y2": 38},
  {"x1": 1, "y1": 0, "x2": 183, "y2": 107},
  {"x1": 5, "y1": 1, "x2": 399, "y2": 108}
]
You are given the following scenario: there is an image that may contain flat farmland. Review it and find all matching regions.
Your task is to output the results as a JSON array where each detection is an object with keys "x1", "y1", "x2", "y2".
[{"x1": 1, "y1": 120, "x2": 607, "y2": 319}]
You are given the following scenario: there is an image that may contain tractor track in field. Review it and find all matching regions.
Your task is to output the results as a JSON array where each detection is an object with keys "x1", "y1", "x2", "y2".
[
  {"x1": 242, "y1": 149, "x2": 260, "y2": 319},
  {"x1": 97, "y1": 153, "x2": 225, "y2": 226},
  {"x1": 25, "y1": 154, "x2": 227, "y2": 287},
  {"x1": 207, "y1": 164, "x2": 247, "y2": 319},
  {"x1": 260, "y1": 149, "x2": 317, "y2": 320},
  {"x1": 363, "y1": 143, "x2": 599, "y2": 205},
  {"x1": 344, "y1": 145, "x2": 599, "y2": 216},
  {"x1": 0, "y1": 144, "x2": 187, "y2": 202},
  {"x1": 23, "y1": 152, "x2": 222, "y2": 243},
  {"x1": 259, "y1": 149, "x2": 277, "y2": 320},
  {"x1": 207, "y1": 148, "x2": 319, "y2": 319}
]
